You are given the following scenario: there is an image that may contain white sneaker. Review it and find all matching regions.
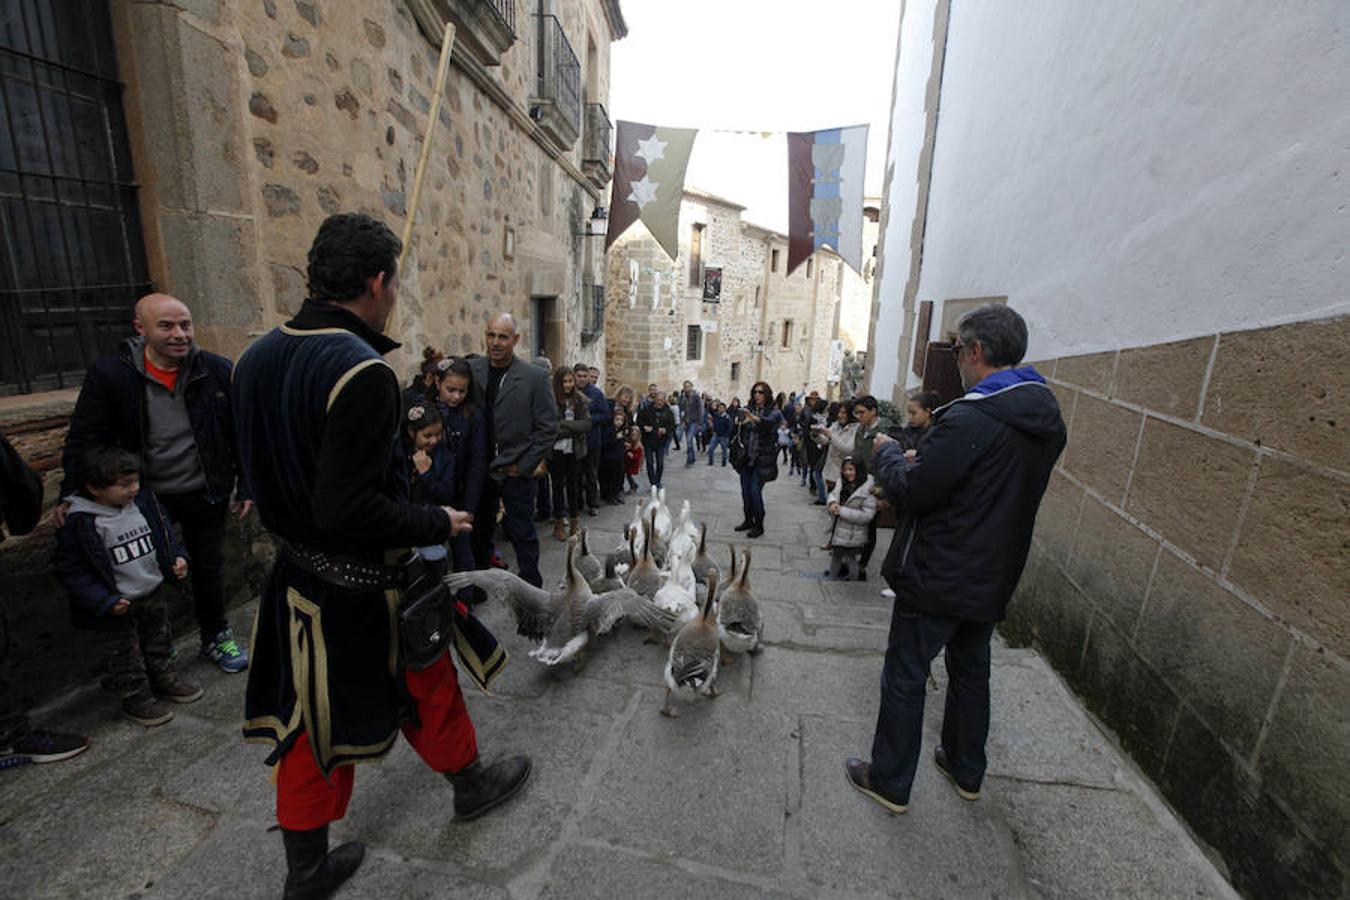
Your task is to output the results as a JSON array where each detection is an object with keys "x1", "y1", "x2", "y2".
[{"x1": 881, "y1": 588, "x2": 896, "y2": 599}]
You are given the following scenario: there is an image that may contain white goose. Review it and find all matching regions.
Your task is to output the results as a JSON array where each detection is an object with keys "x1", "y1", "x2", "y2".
[
  {"x1": 444, "y1": 538, "x2": 674, "y2": 666},
  {"x1": 652, "y1": 539, "x2": 699, "y2": 624}
]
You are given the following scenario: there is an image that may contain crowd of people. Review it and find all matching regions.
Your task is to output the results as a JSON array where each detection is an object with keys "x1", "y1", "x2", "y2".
[{"x1": 0, "y1": 210, "x2": 1066, "y2": 896}]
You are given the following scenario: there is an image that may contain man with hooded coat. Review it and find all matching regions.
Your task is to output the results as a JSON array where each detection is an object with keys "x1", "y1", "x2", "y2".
[{"x1": 845, "y1": 304, "x2": 1066, "y2": 815}]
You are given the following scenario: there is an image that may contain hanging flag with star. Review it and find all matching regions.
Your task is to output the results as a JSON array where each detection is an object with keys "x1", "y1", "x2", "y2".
[
  {"x1": 606, "y1": 120, "x2": 699, "y2": 260},
  {"x1": 787, "y1": 124, "x2": 869, "y2": 274}
]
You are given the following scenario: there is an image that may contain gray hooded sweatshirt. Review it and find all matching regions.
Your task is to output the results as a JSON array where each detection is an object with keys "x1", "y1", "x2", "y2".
[{"x1": 66, "y1": 495, "x2": 165, "y2": 599}]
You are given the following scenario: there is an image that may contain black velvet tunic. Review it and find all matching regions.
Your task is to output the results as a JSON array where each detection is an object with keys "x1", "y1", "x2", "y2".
[{"x1": 233, "y1": 300, "x2": 450, "y2": 773}]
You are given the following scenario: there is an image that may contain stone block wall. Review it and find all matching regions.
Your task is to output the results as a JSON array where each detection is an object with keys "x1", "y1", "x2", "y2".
[
  {"x1": 758, "y1": 238, "x2": 821, "y2": 395},
  {"x1": 1002, "y1": 314, "x2": 1349, "y2": 899},
  {"x1": 110, "y1": 0, "x2": 615, "y2": 379}
]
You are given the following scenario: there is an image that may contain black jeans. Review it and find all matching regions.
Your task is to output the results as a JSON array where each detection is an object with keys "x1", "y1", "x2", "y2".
[
  {"x1": 599, "y1": 452, "x2": 625, "y2": 500},
  {"x1": 738, "y1": 466, "x2": 765, "y2": 523},
  {"x1": 158, "y1": 491, "x2": 229, "y2": 641},
  {"x1": 859, "y1": 520, "x2": 878, "y2": 571},
  {"x1": 582, "y1": 445, "x2": 601, "y2": 508},
  {"x1": 869, "y1": 602, "x2": 995, "y2": 803},
  {"x1": 644, "y1": 441, "x2": 666, "y2": 487},
  {"x1": 0, "y1": 630, "x2": 29, "y2": 744},
  {"x1": 472, "y1": 474, "x2": 542, "y2": 587},
  {"x1": 549, "y1": 452, "x2": 581, "y2": 520}
]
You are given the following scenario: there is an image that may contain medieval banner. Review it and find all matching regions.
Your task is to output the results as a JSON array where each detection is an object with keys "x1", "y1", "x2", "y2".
[
  {"x1": 606, "y1": 120, "x2": 698, "y2": 260},
  {"x1": 786, "y1": 124, "x2": 868, "y2": 274}
]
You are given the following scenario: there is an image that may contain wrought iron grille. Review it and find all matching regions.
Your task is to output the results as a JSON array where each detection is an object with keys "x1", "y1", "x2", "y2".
[
  {"x1": 534, "y1": 14, "x2": 579, "y2": 137},
  {"x1": 482, "y1": 0, "x2": 516, "y2": 34},
  {"x1": 0, "y1": 0, "x2": 150, "y2": 395},
  {"x1": 582, "y1": 102, "x2": 611, "y2": 167}
]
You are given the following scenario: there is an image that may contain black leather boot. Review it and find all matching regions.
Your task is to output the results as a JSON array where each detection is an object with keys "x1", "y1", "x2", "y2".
[
  {"x1": 281, "y1": 825, "x2": 364, "y2": 900},
  {"x1": 747, "y1": 515, "x2": 764, "y2": 539},
  {"x1": 445, "y1": 755, "x2": 532, "y2": 822},
  {"x1": 733, "y1": 518, "x2": 752, "y2": 531}
]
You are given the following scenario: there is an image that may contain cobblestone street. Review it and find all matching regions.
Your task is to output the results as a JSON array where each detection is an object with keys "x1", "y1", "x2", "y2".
[{"x1": 1, "y1": 459, "x2": 1237, "y2": 899}]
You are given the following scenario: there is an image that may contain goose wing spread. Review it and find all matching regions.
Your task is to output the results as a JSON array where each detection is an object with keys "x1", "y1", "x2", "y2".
[
  {"x1": 585, "y1": 588, "x2": 677, "y2": 635},
  {"x1": 444, "y1": 569, "x2": 559, "y2": 638}
]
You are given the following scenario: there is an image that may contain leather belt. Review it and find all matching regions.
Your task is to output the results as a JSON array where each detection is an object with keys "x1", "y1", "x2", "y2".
[{"x1": 282, "y1": 544, "x2": 406, "y2": 591}]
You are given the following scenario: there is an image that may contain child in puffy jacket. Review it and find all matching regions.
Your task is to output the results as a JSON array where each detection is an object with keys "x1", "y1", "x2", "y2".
[
  {"x1": 55, "y1": 446, "x2": 200, "y2": 727},
  {"x1": 824, "y1": 456, "x2": 876, "y2": 581}
]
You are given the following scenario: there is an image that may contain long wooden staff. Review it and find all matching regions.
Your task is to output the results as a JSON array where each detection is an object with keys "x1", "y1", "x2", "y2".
[{"x1": 388, "y1": 21, "x2": 456, "y2": 335}]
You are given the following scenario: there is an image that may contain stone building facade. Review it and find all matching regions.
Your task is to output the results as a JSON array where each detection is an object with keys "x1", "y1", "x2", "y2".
[
  {"x1": 864, "y1": 2, "x2": 1348, "y2": 897},
  {"x1": 0, "y1": 0, "x2": 625, "y2": 707},
  {"x1": 604, "y1": 189, "x2": 846, "y2": 403}
]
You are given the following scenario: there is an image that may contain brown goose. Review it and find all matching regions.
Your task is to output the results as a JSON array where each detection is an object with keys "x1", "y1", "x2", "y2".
[
  {"x1": 661, "y1": 571, "x2": 720, "y2": 717},
  {"x1": 590, "y1": 555, "x2": 625, "y2": 594},
  {"x1": 690, "y1": 523, "x2": 718, "y2": 586},
  {"x1": 624, "y1": 510, "x2": 664, "y2": 600},
  {"x1": 445, "y1": 538, "x2": 674, "y2": 666},
  {"x1": 717, "y1": 546, "x2": 762, "y2": 656},
  {"x1": 575, "y1": 528, "x2": 603, "y2": 585}
]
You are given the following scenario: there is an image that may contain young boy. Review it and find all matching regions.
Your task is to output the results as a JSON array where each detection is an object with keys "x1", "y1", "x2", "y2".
[{"x1": 55, "y1": 447, "x2": 202, "y2": 727}]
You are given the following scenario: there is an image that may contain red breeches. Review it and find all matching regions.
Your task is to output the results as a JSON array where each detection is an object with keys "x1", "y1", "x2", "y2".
[{"x1": 275, "y1": 651, "x2": 478, "y2": 830}]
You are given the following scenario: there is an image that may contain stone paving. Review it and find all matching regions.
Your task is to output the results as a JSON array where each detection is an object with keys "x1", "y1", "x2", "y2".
[{"x1": 0, "y1": 455, "x2": 1238, "y2": 899}]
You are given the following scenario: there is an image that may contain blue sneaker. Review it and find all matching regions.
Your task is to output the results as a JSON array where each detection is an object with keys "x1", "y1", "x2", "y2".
[{"x1": 200, "y1": 627, "x2": 249, "y2": 673}]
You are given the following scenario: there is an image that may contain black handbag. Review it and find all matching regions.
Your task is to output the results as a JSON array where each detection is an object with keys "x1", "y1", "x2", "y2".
[
  {"x1": 398, "y1": 553, "x2": 454, "y2": 670},
  {"x1": 729, "y1": 425, "x2": 749, "y2": 472}
]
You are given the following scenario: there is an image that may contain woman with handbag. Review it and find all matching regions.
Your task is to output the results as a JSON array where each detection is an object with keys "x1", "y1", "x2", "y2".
[{"x1": 732, "y1": 381, "x2": 785, "y2": 539}]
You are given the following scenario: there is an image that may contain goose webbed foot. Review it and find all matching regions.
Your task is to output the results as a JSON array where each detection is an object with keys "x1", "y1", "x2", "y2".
[{"x1": 660, "y1": 689, "x2": 679, "y2": 717}]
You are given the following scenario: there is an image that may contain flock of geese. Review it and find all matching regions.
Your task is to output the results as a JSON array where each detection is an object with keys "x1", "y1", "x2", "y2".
[{"x1": 444, "y1": 487, "x2": 763, "y2": 716}]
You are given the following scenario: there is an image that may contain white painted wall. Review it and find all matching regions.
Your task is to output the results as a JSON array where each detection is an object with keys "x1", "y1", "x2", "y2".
[
  {"x1": 875, "y1": 0, "x2": 1350, "y2": 394},
  {"x1": 867, "y1": 0, "x2": 939, "y2": 396}
]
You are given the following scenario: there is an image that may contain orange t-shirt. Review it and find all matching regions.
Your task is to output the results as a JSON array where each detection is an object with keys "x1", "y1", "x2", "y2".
[{"x1": 143, "y1": 353, "x2": 180, "y2": 393}]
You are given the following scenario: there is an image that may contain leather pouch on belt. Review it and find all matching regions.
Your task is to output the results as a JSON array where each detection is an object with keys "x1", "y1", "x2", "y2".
[{"x1": 398, "y1": 553, "x2": 453, "y2": 670}]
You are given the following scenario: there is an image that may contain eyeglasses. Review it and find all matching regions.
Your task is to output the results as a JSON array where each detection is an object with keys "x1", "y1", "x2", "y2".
[
  {"x1": 752, "y1": 389, "x2": 767, "y2": 395},
  {"x1": 951, "y1": 341, "x2": 967, "y2": 355}
]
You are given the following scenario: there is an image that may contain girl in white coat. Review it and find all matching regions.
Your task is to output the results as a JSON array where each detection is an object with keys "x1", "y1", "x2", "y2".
[{"x1": 825, "y1": 457, "x2": 876, "y2": 581}]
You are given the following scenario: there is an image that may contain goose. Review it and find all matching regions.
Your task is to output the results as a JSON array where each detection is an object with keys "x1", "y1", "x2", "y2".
[
  {"x1": 624, "y1": 510, "x2": 664, "y2": 600},
  {"x1": 651, "y1": 487, "x2": 673, "y2": 544},
  {"x1": 619, "y1": 498, "x2": 649, "y2": 563},
  {"x1": 652, "y1": 539, "x2": 698, "y2": 623},
  {"x1": 590, "y1": 555, "x2": 626, "y2": 594},
  {"x1": 668, "y1": 501, "x2": 700, "y2": 563},
  {"x1": 717, "y1": 545, "x2": 763, "y2": 656},
  {"x1": 445, "y1": 538, "x2": 673, "y2": 666},
  {"x1": 662, "y1": 571, "x2": 721, "y2": 717},
  {"x1": 574, "y1": 528, "x2": 603, "y2": 585},
  {"x1": 690, "y1": 523, "x2": 717, "y2": 587}
]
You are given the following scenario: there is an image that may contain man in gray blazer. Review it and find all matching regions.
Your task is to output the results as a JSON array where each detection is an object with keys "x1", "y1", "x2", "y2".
[{"x1": 468, "y1": 313, "x2": 558, "y2": 587}]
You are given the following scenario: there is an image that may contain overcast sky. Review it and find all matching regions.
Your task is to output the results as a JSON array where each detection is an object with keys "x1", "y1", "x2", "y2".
[{"x1": 608, "y1": 0, "x2": 902, "y2": 232}]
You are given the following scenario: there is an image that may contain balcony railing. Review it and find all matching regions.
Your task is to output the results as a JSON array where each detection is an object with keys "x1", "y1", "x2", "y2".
[
  {"x1": 407, "y1": 0, "x2": 516, "y2": 66},
  {"x1": 582, "y1": 102, "x2": 612, "y2": 187},
  {"x1": 532, "y1": 14, "x2": 580, "y2": 148},
  {"x1": 482, "y1": 0, "x2": 515, "y2": 34}
]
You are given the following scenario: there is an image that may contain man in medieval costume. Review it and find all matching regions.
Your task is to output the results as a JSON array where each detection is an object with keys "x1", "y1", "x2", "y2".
[{"x1": 232, "y1": 212, "x2": 531, "y2": 898}]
